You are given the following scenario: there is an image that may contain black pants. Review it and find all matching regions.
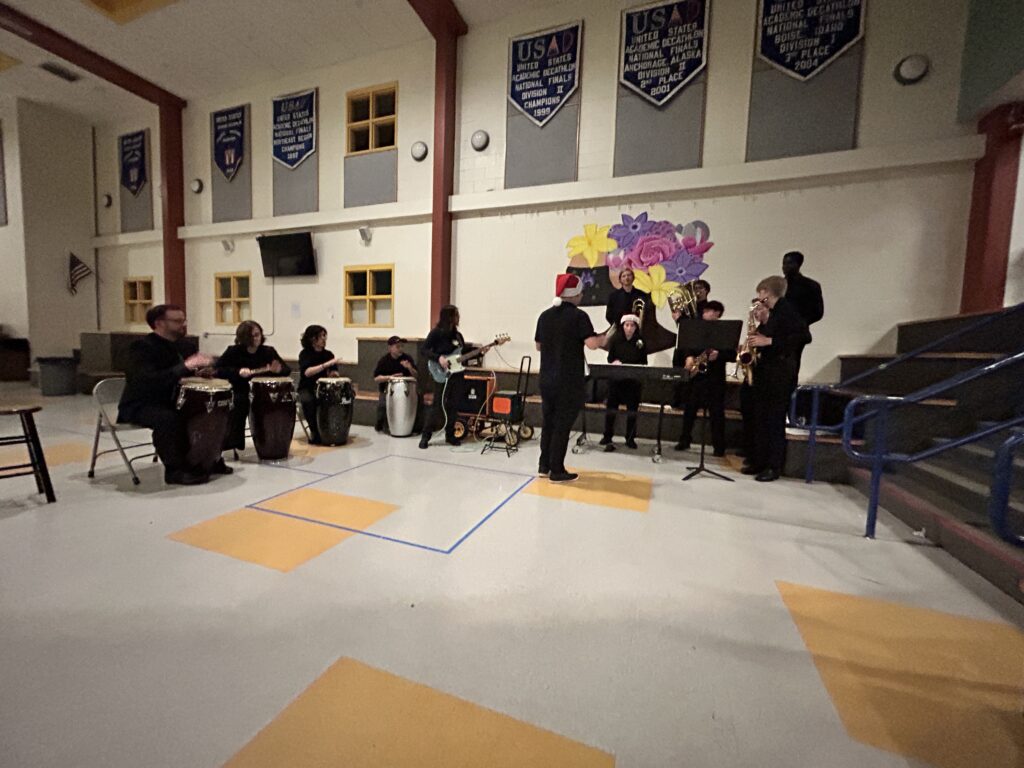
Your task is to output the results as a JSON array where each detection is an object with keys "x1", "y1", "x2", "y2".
[
  {"x1": 298, "y1": 389, "x2": 320, "y2": 443},
  {"x1": 739, "y1": 382, "x2": 756, "y2": 458},
  {"x1": 754, "y1": 360, "x2": 798, "y2": 473},
  {"x1": 376, "y1": 391, "x2": 388, "y2": 431},
  {"x1": 603, "y1": 380, "x2": 641, "y2": 442},
  {"x1": 680, "y1": 379, "x2": 725, "y2": 453},
  {"x1": 422, "y1": 376, "x2": 458, "y2": 440},
  {"x1": 540, "y1": 386, "x2": 584, "y2": 474},
  {"x1": 224, "y1": 390, "x2": 249, "y2": 450},
  {"x1": 123, "y1": 404, "x2": 189, "y2": 473}
]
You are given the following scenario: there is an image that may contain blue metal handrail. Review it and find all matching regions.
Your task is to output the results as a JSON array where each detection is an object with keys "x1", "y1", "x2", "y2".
[
  {"x1": 792, "y1": 301, "x2": 1024, "y2": 483},
  {"x1": 988, "y1": 432, "x2": 1024, "y2": 547},
  {"x1": 841, "y1": 348, "x2": 1024, "y2": 539}
]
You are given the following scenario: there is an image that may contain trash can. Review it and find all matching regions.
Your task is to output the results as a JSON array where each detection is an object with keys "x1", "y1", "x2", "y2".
[{"x1": 36, "y1": 357, "x2": 79, "y2": 396}]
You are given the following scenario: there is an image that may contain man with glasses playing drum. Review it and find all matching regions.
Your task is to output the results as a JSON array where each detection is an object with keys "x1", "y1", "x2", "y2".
[
  {"x1": 118, "y1": 304, "x2": 233, "y2": 485},
  {"x1": 372, "y1": 336, "x2": 418, "y2": 434}
]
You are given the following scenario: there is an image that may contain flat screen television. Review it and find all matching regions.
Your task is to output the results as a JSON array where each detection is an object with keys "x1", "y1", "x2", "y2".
[{"x1": 257, "y1": 232, "x2": 316, "y2": 277}]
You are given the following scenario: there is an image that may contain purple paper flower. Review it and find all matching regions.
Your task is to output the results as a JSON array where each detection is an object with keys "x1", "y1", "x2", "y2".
[
  {"x1": 624, "y1": 235, "x2": 680, "y2": 270},
  {"x1": 609, "y1": 212, "x2": 652, "y2": 251},
  {"x1": 647, "y1": 220, "x2": 678, "y2": 241},
  {"x1": 661, "y1": 250, "x2": 709, "y2": 284}
]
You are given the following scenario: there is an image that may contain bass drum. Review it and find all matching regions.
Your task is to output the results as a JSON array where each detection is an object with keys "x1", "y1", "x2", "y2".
[
  {"x1": 249, "y1": 376, "x2": 296, "y2": 460},
  {"x1": 386, "y1": 376, "x2": 418, "y2": 437},
  {"x1": 175, "y1": 377, "x2": 232, "y2": 472},
  {"x1": 316, "y1": 377, "x2": 355, "y2": 446}
]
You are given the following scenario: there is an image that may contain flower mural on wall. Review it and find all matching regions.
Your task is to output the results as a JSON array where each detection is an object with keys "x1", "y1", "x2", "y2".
[{"x1": 565, "y1": 213, "x2": 716, "y2": 307}]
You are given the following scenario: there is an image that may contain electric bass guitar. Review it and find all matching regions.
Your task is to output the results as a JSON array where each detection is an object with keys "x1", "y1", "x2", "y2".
[{"x1": 427, "y1": 334, "x2": 510, "y2": 383}]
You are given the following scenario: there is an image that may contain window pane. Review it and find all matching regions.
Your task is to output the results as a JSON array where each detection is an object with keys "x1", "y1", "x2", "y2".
[
  {"x1": 347, "y1": 271, "x2": 368, "y2": 297},
  {"x1": 371, "y1": 270, "x2": 392, "y2": 296},
  {"x1": 235, "y1": 276, "x2": 250, "y2": 298},
  {"x1": 374, "y1": 120, "x2": 395, "y2": 149},
  {"x1": 374, "y1": 90, "x2": 396, "y2": 118},
  {"x1": 348, "y1": 299, "x2": 369, "y2": 325},
  {"x1": 371, "y1": 298, "x2": 392, "y2": 326},
  {"x1": 217, "y1": 277, "x2": 231, "y2": 299},
  {"x1": 349, "y1": 126, "x2": 370, "y2": 153},
  {"x1": 237, "y1": 301, "x2": 251, "y2": 321},
  {"x1": 140, "y1": 282, "x2": 152, "y2": 300},
  {"x1": 349, "y1": 95, "x2": 370, "y2": 123},
  {"x1": 216, "y1": 302, "x2": 231, "y2": 324},
  {"x1": 135, "y1": 304, "x2": 147, "y2": 323},
  {"x1": 126, "y1": 282, "x2": 138, "y2": 300}
]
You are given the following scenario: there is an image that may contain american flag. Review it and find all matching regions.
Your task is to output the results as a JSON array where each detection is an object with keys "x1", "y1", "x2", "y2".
[{"x1": 68, "y1": 252, "x2": 93, "y2": 295}]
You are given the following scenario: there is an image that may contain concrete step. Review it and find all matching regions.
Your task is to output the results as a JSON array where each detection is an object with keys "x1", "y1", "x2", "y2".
[
  {"x1": 895, "y1": 461, "x2": 1024, "y2": 535},
  {"x1": 838, "y1": 352, "x2": 1006, "y2": 394},
  {"x1": 896, "y1": 306, "x2": 1024, "y2": 354}
]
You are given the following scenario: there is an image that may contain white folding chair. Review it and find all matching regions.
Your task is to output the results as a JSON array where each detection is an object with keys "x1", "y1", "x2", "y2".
[{"x1": 87, "y1": 377, "x2": 157, "y2": 485}]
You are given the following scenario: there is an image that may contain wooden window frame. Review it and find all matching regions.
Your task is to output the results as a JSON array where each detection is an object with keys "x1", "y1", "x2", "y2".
[
  {"x1": 346, "y1": 83, "x2": 398, "y2": 157},
  {"x1": 344, "y1": 264, "x2": 394, "y2": 328},
  {"x1": 214, "y1": 271, "x2": 252, "y2": 326},
  {"x1": 123, "y1": 277, "x2": 153, "y2": 324}
]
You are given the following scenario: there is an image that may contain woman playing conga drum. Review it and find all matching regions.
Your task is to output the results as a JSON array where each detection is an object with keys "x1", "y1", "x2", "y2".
[
  {"x1": 216, "y1": 320, "x2": 291, "y2": 451},
  {"x1": 297, "y1": 325, "x2": 341, "y2": 444}
]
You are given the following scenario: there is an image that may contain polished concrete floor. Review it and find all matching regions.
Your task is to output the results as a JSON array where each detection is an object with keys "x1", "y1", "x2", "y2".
[{"x1": 1, "y1": 384, "x2": 1022, "y2": 768}]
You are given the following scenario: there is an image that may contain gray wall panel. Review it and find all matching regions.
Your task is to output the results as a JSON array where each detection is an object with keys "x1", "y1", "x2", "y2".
[
  {"x1": 504, "y1": 91, "x2": 579, "y2": 189},
  {"x1": 614, "y1": 77, "x2": 705, "y2": 177},
  {"x1": 344, "y1": 150, "x2": 398, "y2": 208},
  {"x1": 746, "y1": 44, "x2": 862, "y2": 162},
  {"x1": 211, "y1": 105, "x2": 252, "y2": 223},
  {"x1": 273, "y1": 152, "x2": 318, "y2": 216},
  {"x1": 120, "y1": 129, "x2": 153, "y2": 233}
]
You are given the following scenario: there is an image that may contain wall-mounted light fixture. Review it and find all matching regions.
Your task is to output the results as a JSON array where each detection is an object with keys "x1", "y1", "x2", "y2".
[
  {"x1": 189, "y1": 178, "x2": 204, "y2": 194},
  {"x1": 410, "y1": 141, "x2": 429, "y2": 162},
  {"x1": 470, "y1": 130, "x2": 490, "y2": 151},
  {"x1": 221, "y1": 239, "x2": 235, "y2": 254},
  {"x1": 893, "y1": 55, "x2": 930, "y2": 86},
  {"x1": 101, "y1": 193, "x2": 112, "y2": 208},
  {"x1": 358, "y1": 225, "x2": 372, "y2": 246}
]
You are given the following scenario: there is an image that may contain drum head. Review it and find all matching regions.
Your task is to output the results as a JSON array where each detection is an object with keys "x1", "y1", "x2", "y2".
[
  {"x1": 251, "y1": 376, "x2": 292, "y2": 386},
  {"x1": 180, "y1": 377, "x2": 231, "y2": 391}
]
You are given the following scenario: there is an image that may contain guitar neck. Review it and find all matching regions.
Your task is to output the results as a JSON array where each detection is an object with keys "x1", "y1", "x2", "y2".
[{"x1": 457, "y1": 345, "x2": 491, "y2": 364}]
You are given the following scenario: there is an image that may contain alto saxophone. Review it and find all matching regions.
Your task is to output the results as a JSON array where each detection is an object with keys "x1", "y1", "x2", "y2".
[{"x1": 735, "y1": 300, "x2": 762, "y2": 385}]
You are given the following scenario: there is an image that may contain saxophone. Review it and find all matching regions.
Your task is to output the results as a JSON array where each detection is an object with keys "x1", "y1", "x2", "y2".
[{"x1": 734, "y1": 300, "x2": 762, "y2": 385}]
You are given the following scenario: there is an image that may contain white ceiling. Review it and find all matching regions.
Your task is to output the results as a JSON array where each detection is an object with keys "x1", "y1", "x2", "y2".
[{"x1": 0, "y1": 0, "x2": 561, "y2": 124}]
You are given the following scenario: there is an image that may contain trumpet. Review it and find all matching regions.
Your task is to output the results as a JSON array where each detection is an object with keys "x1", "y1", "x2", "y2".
[{"x1": 734, "y1": 299, "x2": 764, "y2": 385}]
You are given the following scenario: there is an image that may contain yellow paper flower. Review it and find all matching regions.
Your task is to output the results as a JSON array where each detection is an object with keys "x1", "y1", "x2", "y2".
[
  {"x1": 566, "y1": 224, "x2": 617, "y2": 268},
  {"x1": 633, "y1": 265, "x2": 680, "y2": 307}
]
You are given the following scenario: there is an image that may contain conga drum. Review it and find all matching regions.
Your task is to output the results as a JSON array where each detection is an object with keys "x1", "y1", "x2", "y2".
[
  {"x1": 386, "y1": 377, "x2": 417, "y2": 437},
  {"x1": 249, "y1": 376, "x2": 296, "y2": 460},
  {"x1": 316, "y1": 377, "x2": 355, "y2": 446},
  {"x1": 175, "y1": 377, "x2": 232, "y2": 471}
]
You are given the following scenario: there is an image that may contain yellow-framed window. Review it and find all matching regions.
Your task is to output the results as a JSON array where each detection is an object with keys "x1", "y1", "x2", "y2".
[
  {"x1": 123, "y1": 277, "x2": 153, "y2": 324},
  {"x1": 344, "y1": 264, "x2": 393, "y2": 327},
  {"x1": 346, "y1": 83, "x2": 397, "y2": 155},
  {"x1": 214, "y1": 271, "x2": 251, "y2": 326}
]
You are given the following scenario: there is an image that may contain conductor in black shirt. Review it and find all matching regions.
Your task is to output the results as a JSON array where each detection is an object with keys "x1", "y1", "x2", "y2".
[
  {"x1": 781, "y1": 251, "x2": 823, "y2": 374},
  {"x1": 535, "y1": 274, "x2": 606, "y2": 482},
  {"x1": 743, "y1": 276, "x2": 812, "y2": 482},
  {"x1": 117, "y1": 304, "x2": 224, "y2": 485},
  {"x1": 420, "y1": 305, "x2": 465, "y2": 449}
]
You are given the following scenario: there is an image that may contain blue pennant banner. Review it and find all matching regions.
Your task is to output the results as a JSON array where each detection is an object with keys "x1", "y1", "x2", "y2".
[
  {"x1": 758, "y1": 0, "x2": 865, "y2": 81},
  {"x1": 508, "y1": 21, "x2": 583, "y2": 128},
  {"x1": 119, "y1": 130, "x2": 147, "y2": 197},
  {"x1": 620, "y1": 1, "x2": 709, "y2": 106},
  {"x1": 272, "y1": 89, "x2": 317, "y2": 169},
  {"x1": 212, "y1": 105, "x2": 246, "y2": 181}
]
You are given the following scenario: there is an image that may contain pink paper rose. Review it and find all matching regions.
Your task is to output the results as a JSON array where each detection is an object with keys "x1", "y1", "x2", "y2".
[{"x1": 625, "y1": 235, "x2": 679, "y2": 270}]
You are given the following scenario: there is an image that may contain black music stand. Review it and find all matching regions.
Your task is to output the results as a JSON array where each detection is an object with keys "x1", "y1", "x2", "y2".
[{"x1": 676, "y1": 319, "x2": 742, "y2": 482}]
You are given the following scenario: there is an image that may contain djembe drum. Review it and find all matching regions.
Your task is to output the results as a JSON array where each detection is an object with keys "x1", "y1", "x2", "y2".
[
  {"x1": 316, "y1": 377, "x2": 355, "y2": 446},
  {"x1": 249, "y1": 376, "x2": 296, "y2": 460},
  {"x1": 175, "y1": 377, "x2": 232, "y2": 471}
]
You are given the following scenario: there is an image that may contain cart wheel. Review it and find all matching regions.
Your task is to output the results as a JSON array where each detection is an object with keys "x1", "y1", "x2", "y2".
[
  {"x1": 571, "y1": 446, "x2": 582, "y2": 454},
  {"x1": 652, "y1": 453, "x2": 663, "y2": 464},
  {"x1": 453, "y1": 421, "x2": 467, "y2": 439},
  {"x1": 495, "y1": 423, "x2": 508, "y2": 437},
  {"x1": 506, "y1": 428, "x2": 520, "y2": 447},
  {"x1": 519, "y1": 424, "x2": 534, "y2": 440}
]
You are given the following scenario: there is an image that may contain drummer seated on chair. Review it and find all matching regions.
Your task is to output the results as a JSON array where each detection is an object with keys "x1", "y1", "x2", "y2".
[
  {"x1": 372, "y1": 336, "x2": 418, "y2": 433},
  {"x1": 297, "y1": 324, "x2": 341, "y2": 444},
  {"x1": 216, "y1": 320, "x2": 291, "y2": 453},
  {"x1": 117, "y1": 304, "x2": 231, "y2": 486}
]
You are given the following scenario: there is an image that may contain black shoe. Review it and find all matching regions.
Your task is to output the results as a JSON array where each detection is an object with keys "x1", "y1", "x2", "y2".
[
  {"x1": 418, "y1": 434, "x2": 431, "y2": 449},
  {"x1": 375, "y1": 425, "x2": 384, "y2": 433},
  {"x1": 599, "y1": 435, "x2": 612, "y2": 446},
  {"x1": 625, "y1": 439, "x2": 638, "y2": 450},
  {"x1": 740, "y1": 465, "x2": 762, "y2": 475},
  {"x1": 674, "y1": 441, "x2": 691, "y2": 451},
  {"x1": 165, "y1": 469, "x2": 209, "y2": 486},
  {"x1": 210, "y1": 459, "x2": 233, "y2": 475},
  {"x1": 603, "y1": 444, "x2": 616, "y2": 453},
  {"x1": 445, "y1": 436, "x2": 462, "y2": 446},
  {"x1": 712, "y1": 449, "x2": 726, "y2": 458},
  {"x1": 308, "y1": 436, "x2": 322, "y2": 445},
  {"x1": 755, "y1": 469, "x2": 781, "y2": 482},
  {"x1": 538, "y1": 466, "x2": 550, "y2": 476},
  {"x1": 549, "y1": 471, "x2": 579, "y2": 483}
]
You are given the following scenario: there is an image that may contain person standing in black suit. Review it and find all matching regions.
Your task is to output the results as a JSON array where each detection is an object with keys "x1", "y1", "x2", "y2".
[
  {"x1": 742, "y1": 277, "x2": 812, "y2": 482},
  {"x1": 781, "y1": 251, "x2": 823, "y2": 375},
  {"x1": 605, "y1": 267, "x2": 651, "y2": 333}
]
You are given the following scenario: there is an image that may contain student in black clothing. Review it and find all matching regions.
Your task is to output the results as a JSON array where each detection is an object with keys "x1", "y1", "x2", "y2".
[
  {"x1": 605, "y1": 267, "x2": 651, "y2": 335},
  {"x1": 419, "y1": 305, "x2": 465, "y2": 449},
  {"x1": 781, "y1": 251, "x2": 824, "y2": 374},
  {"x1": 297, "y1": 325, "x2": 341, "y2": 444},
  {"x1": 118, "y1": 303, "x2": 228, "y2": 486},
  {"x1": 372, "y1": 335, "x2": 418, "y2": 432},
  {"x1": 742, "y1": 276, "x2": 812, "y2": 482},
  {"x1": 674, "y1": 301, "x2": 733, "y2": 456},
  {"x1": 600, "y1": 313, "x2": 647, "y2": 451},
  {"x1": 216, "y1": 320, "x2": 291, "y2": 451},
  {"x1": 535, "y1": 274, "x2": 606, "y2": 482},
  {"x1": 671, "y1": 278, "x2": 711, "y2": 323}
]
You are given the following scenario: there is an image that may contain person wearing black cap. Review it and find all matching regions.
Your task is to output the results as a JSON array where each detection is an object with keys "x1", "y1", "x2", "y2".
[
  {"x1": 372, "y1": 336, "x2": 417, "y2": 433},
  {"x1": 781, "y1": 251, "x2": 823, "y2": 375}
]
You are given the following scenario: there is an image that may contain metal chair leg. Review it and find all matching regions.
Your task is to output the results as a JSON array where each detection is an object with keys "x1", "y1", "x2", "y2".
[
  {"x1": 109, "y1": 424, "x2": 142, "y2": 485},
  {"x1": 88, "y1": 412, "x2": 103, "y2": 478}
]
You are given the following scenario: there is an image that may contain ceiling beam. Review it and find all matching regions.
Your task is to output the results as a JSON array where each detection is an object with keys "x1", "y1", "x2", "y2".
[{"x1": 0, "y1": 2, "x2": 185, "y2": 109}]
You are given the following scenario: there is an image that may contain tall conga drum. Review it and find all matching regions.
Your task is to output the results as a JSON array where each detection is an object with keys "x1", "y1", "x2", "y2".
[
  {"x1": 386, "y1": 376, "x2": 417, "y2": 437},
  {"x1": 175, "y1": 377, "x2": 232, "y2": 471},
  {"x1": 249, "y1": 376, "x2": 296, "y2": 460},
  {"x1": 316, "y1": 377, "x2": 354, "y2": 446}
]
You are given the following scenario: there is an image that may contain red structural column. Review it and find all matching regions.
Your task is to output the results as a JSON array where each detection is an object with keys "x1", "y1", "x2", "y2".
[
  {"x1": 960, "y1": 103, "x2": 1023, "y2": 313},
  {"x1": 159, "y1": 103, "x2": 186, "y2": 307}
]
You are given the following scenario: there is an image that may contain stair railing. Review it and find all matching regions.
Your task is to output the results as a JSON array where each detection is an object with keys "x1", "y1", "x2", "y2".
[
  {"x1": 792, "y1": 301, "x2": 1024, "y2": 484},
  {"x1": 841, "y1": 349, "x2": 1024, "y2": 540},
  {"x1": 987, "y1": 431, "x2": 1024, "y2": 547}
]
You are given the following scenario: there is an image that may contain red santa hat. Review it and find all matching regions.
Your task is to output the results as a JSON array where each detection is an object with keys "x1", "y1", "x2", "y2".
[{"x1": 552, "y1": 273, "x2": 583, "y2": 305}]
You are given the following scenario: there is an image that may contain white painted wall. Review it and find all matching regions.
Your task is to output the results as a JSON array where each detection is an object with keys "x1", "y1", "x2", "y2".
[
  {"x1": 0, "y1": 97, "x2": 28, "y2": 338},
  {"x1": 96, "y1": 242, "x2": 165, "y2": 333},
  {"x1": 1004, "y1": 137, "x2": 1024, "y2": 307},
  {"x1": 94, "y1": 106, "x2": 162, "y2": 237},
  {"x1": 18, "y1": 100, "x2": 97, "y2": 356}
]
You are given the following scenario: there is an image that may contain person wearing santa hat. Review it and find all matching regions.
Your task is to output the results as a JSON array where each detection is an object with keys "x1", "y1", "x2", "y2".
[
  {"x1": 601, "y1": 313, "x2": 647, "y2": 451},
  {"x1": 534, "y1": 273, "x2": 606, "y2": 482}
]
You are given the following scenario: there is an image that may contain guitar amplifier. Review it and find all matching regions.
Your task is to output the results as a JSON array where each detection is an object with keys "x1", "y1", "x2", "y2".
[
  {"x1": 490, "y1": 390, "x2": 524, "y2": 422},
  {"x1": 455, "y1": 373, "x2": 495, "y2": 414}
]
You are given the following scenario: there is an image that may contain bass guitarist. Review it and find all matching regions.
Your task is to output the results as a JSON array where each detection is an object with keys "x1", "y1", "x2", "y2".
[{"x1": 419, "y1": 304, "x2": 466, "y2": 448}]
